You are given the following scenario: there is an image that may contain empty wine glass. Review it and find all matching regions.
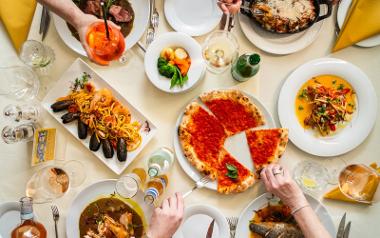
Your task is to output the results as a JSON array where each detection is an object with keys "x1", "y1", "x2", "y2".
[
  {"x1": 19, "y1": 40, "x2": 55, "y2": 75},
  {"x1": 202, "y1": 30, "x2": 239, "y2": 74},
  {"x1": 0, "y1": 66, "x2": 40, "y2": 101}
]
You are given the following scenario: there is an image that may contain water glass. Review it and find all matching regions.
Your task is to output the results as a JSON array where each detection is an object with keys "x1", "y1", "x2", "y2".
[
  {"x1": 116, "y1": 168, "x2": 147, "y2": 198},
  {"x1": 293, "y1": 161, "x2": 329, "y2": 193},
  {"x1": 19, "y1": 40, "x2": 55, "y2": 75},
  {"x1": 0, "y1": 66, "x2": 40, "y2": 101}
]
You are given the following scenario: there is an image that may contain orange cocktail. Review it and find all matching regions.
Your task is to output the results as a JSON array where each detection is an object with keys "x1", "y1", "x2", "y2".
[{"x1": 86, "y1": 22, "x2": 125, "y2": 65}]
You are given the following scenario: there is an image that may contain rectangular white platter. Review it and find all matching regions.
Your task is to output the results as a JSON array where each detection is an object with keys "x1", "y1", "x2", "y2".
[{"x1": 41, "y1": 58, "x2": 157, "y2": 175}]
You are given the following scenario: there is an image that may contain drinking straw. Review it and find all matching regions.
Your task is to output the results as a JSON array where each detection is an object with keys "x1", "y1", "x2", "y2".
[{"x1": 100, "y1": 1, "x2": 110, "y2": 40}]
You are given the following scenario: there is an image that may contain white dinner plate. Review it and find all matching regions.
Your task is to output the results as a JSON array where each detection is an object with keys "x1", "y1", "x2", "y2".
[
  {"x1": 41, "y1": 58, "x2": 157, "y2": 174},
  {"x1": 0, "y1": 202, "x2": 21, "y2": 238},
  {"x1": 238, "y1": 9, "x2": 324, "y2": 55},
  {"x1": 164, "y1": 0, "x2": 223, "y2": 36},
  {"x1": 337, "y1": 0, "x2": 380, "y2": 48},
  {"x1": 173, "y1": 204, "x2": 230, "y2": 238},
  {"x1": 144, "y1": 32, "x2": 205, "y2": 94},
  {"x1": 278, "y1": 58, "x2": 377, "y2": 157},
  {"x1": 235, "y1": 193, "x2": 336, "y2": 237},
  {"x1": 53, "y1": 0, "x2": 150, "y2": 56},
  {"x1": 66, "y1": 179, "x2": 151, "y2": 238},
  {"x1": 174, "y1": 90, "x2": 275, "y2": 191}
]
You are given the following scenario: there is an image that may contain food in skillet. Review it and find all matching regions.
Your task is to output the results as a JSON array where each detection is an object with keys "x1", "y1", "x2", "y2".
[
  {"x1": 249, "y1": 201, "x2": 304, "y2": 238},
  {"x1": 295, "y1": 75, "x2": 356, "y2": 137},
  {"x1": 157, "y1": 47, "x2": 191, "y2": 89},
  {"x1": 251, "y1": 0, "x2": 316, "y2": 33},
  {"x1": 80, "y1": 196, "x2": 144, "y2": 238},
  {"x1": 50, "y1": 72, "x2": 142, "y2": 162},
  {"x1": 69, "y1": 0, "x2": 135, "y2": 40}
]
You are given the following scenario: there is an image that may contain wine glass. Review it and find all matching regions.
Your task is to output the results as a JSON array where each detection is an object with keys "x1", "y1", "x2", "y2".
[
  {"x1": 338, "y1": 164, "x2": 380, "y2": 204},
  {"x1": 25, "y1": 160, "x2": 86, "y2": 203},
  {"x1": 202, "y1": 30, "x2": 239, "y2": 74},
  {"x1": 19, "y1": 40, "x2": 55, "y2": 75},
  {"x1": 0, "y1": 66, "x2": 40, "y2": 101}
]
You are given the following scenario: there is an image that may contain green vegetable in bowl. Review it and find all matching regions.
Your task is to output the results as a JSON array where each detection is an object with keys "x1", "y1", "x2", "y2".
[{"x1": 157, "y1": 57, "x2": 189, "y2": 89}]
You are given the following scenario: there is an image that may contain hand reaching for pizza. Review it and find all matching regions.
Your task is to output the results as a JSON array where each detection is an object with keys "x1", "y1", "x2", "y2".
[{"x1": 260, "y1": 164, "x2": 309, "y2": 211}]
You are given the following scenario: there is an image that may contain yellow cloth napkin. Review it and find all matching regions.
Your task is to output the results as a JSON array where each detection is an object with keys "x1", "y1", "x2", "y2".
[
  {"x1": 333, "y1": 0, "x2": 380, "y2": 52},
  {"x1": 0, "y1": 0, "x2": 37, "y2": 51}
]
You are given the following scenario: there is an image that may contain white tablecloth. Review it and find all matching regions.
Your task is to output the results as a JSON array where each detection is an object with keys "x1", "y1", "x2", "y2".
[{"x1": 1, "y1": 1, "x2": 379, "y2": 237}]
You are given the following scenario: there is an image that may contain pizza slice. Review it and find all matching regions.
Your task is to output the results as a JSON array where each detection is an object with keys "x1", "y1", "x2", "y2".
[
  {"x1": 200, "y1": 89, "x2": 265, "y2": 136},
  {"x1": 217, "y1": 149, "x2": 255, "y2": 194},
  {"x1": 245, "y1": 128, "x2": 289, "y2": 175},
  {"x1": 179, "y1": 102, "x2": 227, "y2": 180}
]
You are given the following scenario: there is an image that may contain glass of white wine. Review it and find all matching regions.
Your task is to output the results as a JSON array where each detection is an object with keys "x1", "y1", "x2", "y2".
[
  {"x1": 339, "y1": 164, "x2": 379, "y2": 204},
  {"x1": 202, "y1": 30, "x2": 239, "y2": 74}
]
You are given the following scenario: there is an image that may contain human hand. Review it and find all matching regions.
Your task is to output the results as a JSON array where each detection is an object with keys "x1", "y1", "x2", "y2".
[
  {"x1": 73, "y1": 13, "x2": 121, "y2": 63},
  {"x1": 218, "y1": 0, "x2": 242, "y2": 14},
  {"x1": 260, "y1": 164, "x2": 309, "y2": 211},
  {"x1": 147, "y1": 192, "x2": 184, "y2": 238}
]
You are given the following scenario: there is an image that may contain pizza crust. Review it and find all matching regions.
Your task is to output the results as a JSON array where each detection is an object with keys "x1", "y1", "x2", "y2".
[
  {"x1": 200, "y1": 89, "x2": 265, "y2": 135},
  {"x1": 217, "y1": 149, "x2": 256, "y2": 194},
  {"x1": 178, "y1": 101, "x2": 221, "y2": 180}
]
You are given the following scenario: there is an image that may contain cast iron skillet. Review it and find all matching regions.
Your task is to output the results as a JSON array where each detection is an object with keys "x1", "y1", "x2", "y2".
[{"x1": 241, "y1": 0, "x2": 333, "y2": 34}]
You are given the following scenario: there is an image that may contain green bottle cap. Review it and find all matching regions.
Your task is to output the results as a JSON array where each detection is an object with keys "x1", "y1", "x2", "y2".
[{"x1": 249, "y1": 54, "x2": 260, "y2": 65}]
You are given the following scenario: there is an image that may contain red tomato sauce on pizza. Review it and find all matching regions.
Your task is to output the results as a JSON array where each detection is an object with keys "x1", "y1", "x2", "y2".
[
  {"x1": 205, "y1": 99, "x2": 260, "y2": 134},
  {"x1": 246, "y1": 130, "x2": 281, "y2": 166},
  {"x1": 218, "y1": 153, "x2": 250, "y2": 187},
  {"x1": 189, "y1": 108, "x2": 226, "y2": 166}
]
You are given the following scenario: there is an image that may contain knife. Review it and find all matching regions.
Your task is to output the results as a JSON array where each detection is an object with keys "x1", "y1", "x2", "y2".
[
  {"x1": 343, "y1": 221, "x2": 351, "y2": 238},
  {"x1": 336, "y1": 213, "x2": 346, "y2": 238},
  {"x1": 206, "y1": 219, "x2": 215, "y2": 238},
  {"x1": 39, "y1": 6, "x2": 51, "y2": 41}
]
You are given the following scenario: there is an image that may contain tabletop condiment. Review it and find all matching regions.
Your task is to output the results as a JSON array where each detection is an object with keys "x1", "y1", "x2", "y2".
[
  {"x1": 231, "y1": 53, "x2": 260, "y2": 82},
  {"x1": 11, "y1": 197, "x2": 47, "y2": 238},
  {"x1": 2, "y1": 122, "x2": 37, "y2": 144},
  {"x1": 147, "y1": 147, "x2": 175, "y2": 177},
  {"x1": 144, "y1": 175, "x2": 168, "y2": 205},
  {"x1": 3, "y1": 104, "x2": 40, "y2": 122}
]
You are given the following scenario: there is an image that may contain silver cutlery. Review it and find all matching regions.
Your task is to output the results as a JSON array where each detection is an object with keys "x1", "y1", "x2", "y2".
[
  {"x1": 337, "y1": 213, "x2": 351, "y2": 238},
  {"x1": 183, "y1": 176, "x2": 211, "y2": 198},
  {"x1": 51, "y1": 205, "x2": 60, "y2": 238},
  {"x1": 151, "y1": 0, "x2": 159, "y2": 30},
  {"x1": 39, "y1": 6, "x2": 51, "y2": 41},
  {"x1": 146, "y1": 0, "x2": 156, "y2": 46},
  {"x1": 226, "y1": 216, "x2": 238, "y2": 238}
]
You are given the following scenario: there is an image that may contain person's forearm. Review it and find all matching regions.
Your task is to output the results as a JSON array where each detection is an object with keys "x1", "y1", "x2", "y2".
[
  {"x1": 293, "y1": 206, "x2": 332, "y2": 238},
  {"x1": 37, "y1": 0, "x2": 84, "y2": 27}
]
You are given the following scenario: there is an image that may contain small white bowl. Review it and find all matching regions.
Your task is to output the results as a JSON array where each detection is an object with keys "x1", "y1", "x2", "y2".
[{"x1": 144, "y1": 32, "x2": 205, "y2": 94}]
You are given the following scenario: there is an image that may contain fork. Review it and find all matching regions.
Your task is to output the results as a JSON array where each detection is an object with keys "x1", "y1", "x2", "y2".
[
  {"x1": 151, "y1": 0, "x2": 159, "y2": 30},
  {"x1": 51, "y1": 205, "x2": 59, "y2": 238},
  {"x1": 227, "y1": 216, "x2": 238, "y2": 238},
  {"x1": 183, "y1": 176, "x2": 211, "y2": 198},
  {"x1": 146, "y1": 0, "x2": 156, "y2": 46}
]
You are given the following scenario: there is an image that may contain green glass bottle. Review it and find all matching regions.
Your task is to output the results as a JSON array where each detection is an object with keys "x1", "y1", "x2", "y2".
[{"x1": 231, "y1": 53, "x2": 260, "y2": 82}]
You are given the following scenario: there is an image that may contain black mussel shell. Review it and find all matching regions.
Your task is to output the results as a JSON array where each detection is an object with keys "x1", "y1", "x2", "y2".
[
  {"x1": 102, "y1": 139, "x2": 114, "y2": 158},
  {"x1": 89, "y1": 133, "x2": 101, "y2": 151},
  {"x1": 117, "y1": 138, "x2": 127, "y2": 162},
  {"x1": 77, "y1": 119, "x2": 88, "y2": 139},
  {"x1": 51, "y1": 100, "x2": 74, "y2": 112},
  {"x1": 61, "y1": 112, "x2": 80, "y2": 124}
]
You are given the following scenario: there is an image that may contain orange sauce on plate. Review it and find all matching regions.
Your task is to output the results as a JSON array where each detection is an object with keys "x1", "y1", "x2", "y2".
[{"x1": 295, "y1": 75, "x2": 356, "y2": 131}]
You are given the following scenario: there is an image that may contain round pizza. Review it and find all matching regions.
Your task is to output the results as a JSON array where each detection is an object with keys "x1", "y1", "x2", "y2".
[{"x1": 179, "y1": 89, "x2": 289, "y2": 194}]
